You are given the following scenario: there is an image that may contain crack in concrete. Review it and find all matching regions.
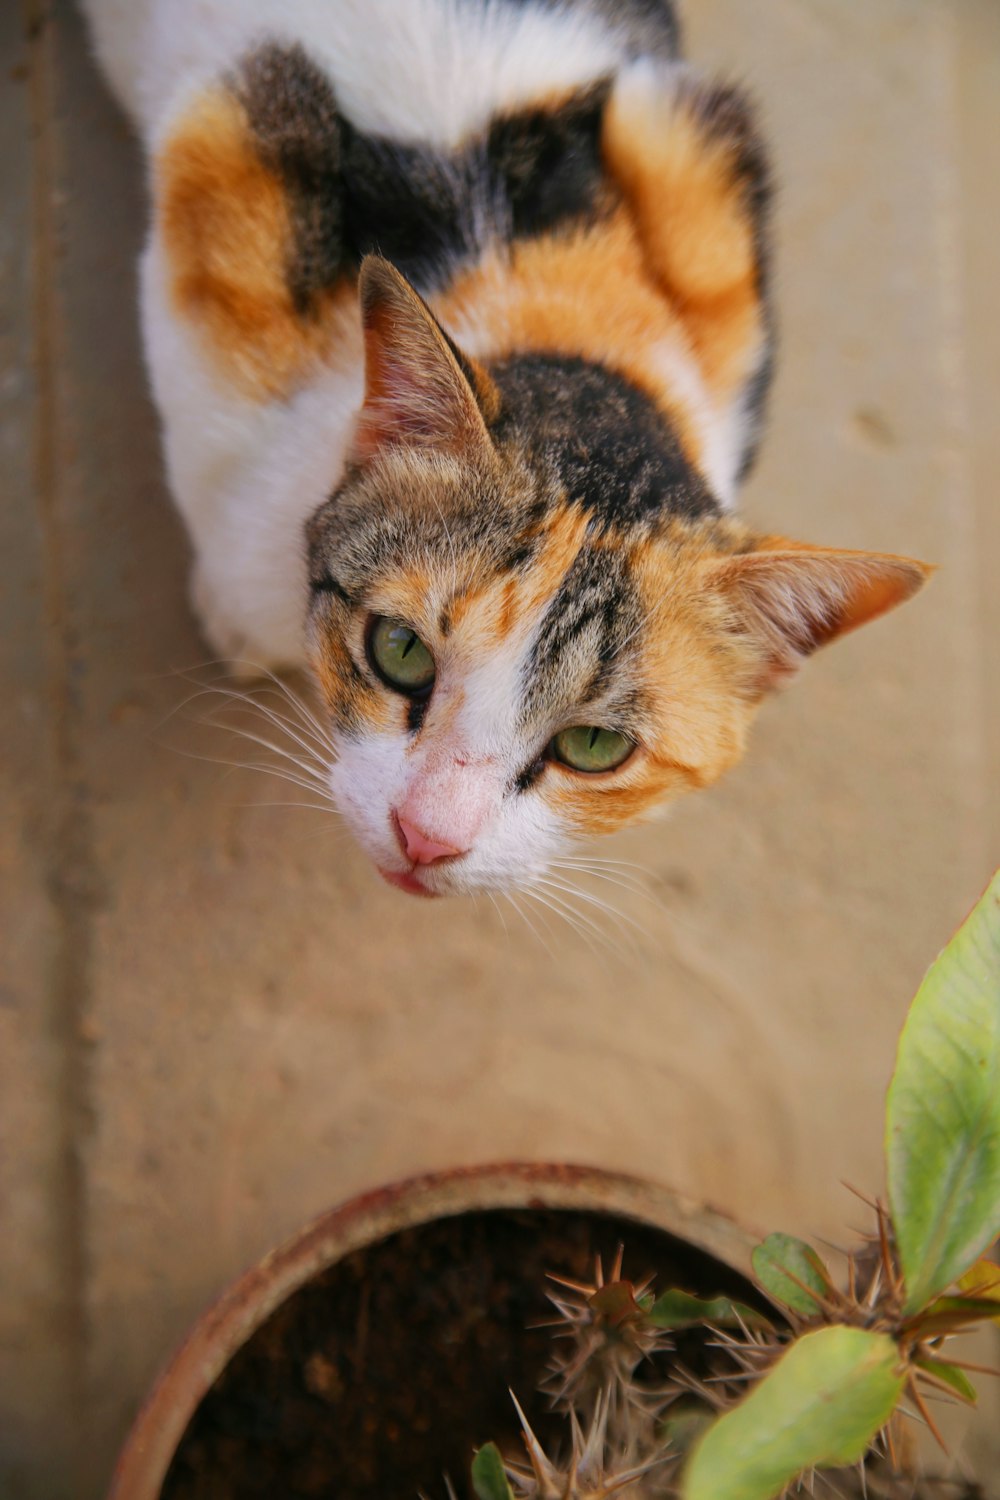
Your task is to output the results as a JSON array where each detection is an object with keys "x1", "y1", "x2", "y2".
[{"x1": 25, "y1": 0, "x2": 96, "y2": 1465}]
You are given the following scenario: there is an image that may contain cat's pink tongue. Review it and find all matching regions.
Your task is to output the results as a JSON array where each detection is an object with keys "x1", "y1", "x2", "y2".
[{"x1": 379, "y1": 868, "x2": 439, "y2": 898}]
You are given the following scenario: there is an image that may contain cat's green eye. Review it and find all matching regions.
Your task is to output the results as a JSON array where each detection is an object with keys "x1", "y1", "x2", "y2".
[
  {"x1": 550, "y1": 725, "x2": 635, "y2": 774},
  {"x1": 367, "y1": 616, "x2": 436, "y2": 694}
]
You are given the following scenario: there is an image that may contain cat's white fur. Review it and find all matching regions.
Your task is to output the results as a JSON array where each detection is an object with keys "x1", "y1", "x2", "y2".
[
  {"x1": 83, "y1": 0, "x2": 744, "y2": 670},
  {"x1": 83, "y1": 0, "x2": 627, "y2": 150},
  {"x1": 142, "y1": 234, "x2": 363, "y2": 666}
]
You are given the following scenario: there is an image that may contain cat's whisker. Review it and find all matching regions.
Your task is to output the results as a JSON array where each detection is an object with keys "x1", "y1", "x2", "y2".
[
  {"x1": 531, "y1": 875, "x2": 644, "y2": 961},
  {"x1": 234, "y1": 684, "x2": 336, "y2": 759},
  {"x1": 555, "y1": 850, "x2": 649, "y2": 874},
  {"x1": 557, "y1": 849, "x2": 655, "y2": 881},
  {"x1": 556, "y1": 864, "x2": 650, "y2": 894},
  {"x1": 537, "y1": 872, "x2": 645, "y2": 937},
  {"x1": 198, "y1": 692, "x2": 333, "y2": 773},
  {"x1": 167, "y1": 657, "x2": 338, "y2": 750},
  {"x1": 242, "y1": 799, "x2": 340, "y2": 815},
  {"x1": 521, "y1": 884, "x2": 594, "y2": 953},
  {"x1": 523, "y1": 884, "x2": 614, "y2": 958},
  {"x1": 190, "y1": 716, "x2": 332, "y2": 792},
  {"x1": 161, "y1": 740, "x2": 334, "y2": 802},
  {"x1": 180, "y1": 720, "x2": 333, "y2": 791},
  {"x1": 253, "y1": 820, "x2": 354, "y2": 854},
  {"x1": 556, "y1": 870, "x2": 655, "y2": 909},
  {"x1": 551, "y1": 859, "x2": 655, "y2": 902},
  {"x1": 175, "y1": 675, "x2": 337, "y2": 765},
  {"x1": 503, "y1": 890, "x2": 557, "y2": 959},
  {"x1": 248, "y1": 666, "x2": 340, "y2": 754},
  {"x1": 558, "y1": 852, "x2": 648, "y2": 871},
  {"x1": 486, "y1": 891, "x2": 511, "y2": 944},
  {"x1": 602, "y1": 595, "x2": 664, "y2": 663},
  {"x1": 524, "y1": 873, "x2": 622, "y2": 953},
  {"x1": 223, "y1": 759, "x2": 333, "y2": 800}
]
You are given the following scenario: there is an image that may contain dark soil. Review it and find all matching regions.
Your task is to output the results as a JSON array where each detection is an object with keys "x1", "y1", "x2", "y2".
[{"x1": 161, "y1": 1206, "x2": 765, "y2": 1500}]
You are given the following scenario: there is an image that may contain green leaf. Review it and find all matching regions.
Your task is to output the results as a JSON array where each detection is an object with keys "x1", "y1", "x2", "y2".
[
  {"x1": 915, "y1": 1356, "x2": 977, "y2": 1404},
  {"x1": 472, "y1": 1443, "x2": 515, "y2": 1500},
  {"x1": 886, "y1": 871, "x2": 1000, "y2": 1315},
  {"x1": 649, "y1": 1288, "x2": 766, "y2": 1330},
  {"x1": 751, "y1": 1233, "x2": 832, "y2": 1317},
  {"x1": 681, "y1": 1326, "x2": 905, "y2": 1500}
]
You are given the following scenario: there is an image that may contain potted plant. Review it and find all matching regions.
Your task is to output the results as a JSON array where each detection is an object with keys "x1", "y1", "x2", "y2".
[{"x1": 109, "y1": 873, "x2": 999, "y2": 1500}]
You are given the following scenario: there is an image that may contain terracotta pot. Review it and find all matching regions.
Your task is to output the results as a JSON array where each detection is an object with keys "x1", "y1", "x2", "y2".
[{"x1": 108, "y1": 1161, "x2": 758, "y2": 1500}]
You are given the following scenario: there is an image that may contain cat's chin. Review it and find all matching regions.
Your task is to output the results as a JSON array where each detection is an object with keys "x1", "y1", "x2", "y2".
[{"x1": 377, "y1": 867, "x2": 442, "y2": 898}]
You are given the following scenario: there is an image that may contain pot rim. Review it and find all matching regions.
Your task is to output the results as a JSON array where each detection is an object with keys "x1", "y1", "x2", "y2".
[{"x1": 107, "y1": 1159, "x2": 757, "y2": 1500}]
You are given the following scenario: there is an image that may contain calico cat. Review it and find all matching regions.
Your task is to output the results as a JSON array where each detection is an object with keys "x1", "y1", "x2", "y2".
[{"x1": 81, "y1": 0, "x2": 930, "y2": 897}]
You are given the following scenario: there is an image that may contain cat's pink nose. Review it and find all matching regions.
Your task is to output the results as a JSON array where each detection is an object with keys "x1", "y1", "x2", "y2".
[{"x1": 393, "y1": 813, "x2": 465, "y2": 866}]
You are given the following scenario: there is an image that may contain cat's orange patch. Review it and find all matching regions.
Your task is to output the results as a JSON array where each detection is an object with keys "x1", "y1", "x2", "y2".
[
  {"x1": 311, "y1": 620, "x2": 395, "y2": 734},
  {"x1": 523, "y1": 502, "x2": 591, "y2": 613},
  {"x1": 495, "y1": 576, "x2": 520, "y2": 641},
  {"x1": 433, "y1": 214, "x2": 708, "y2": 474},
  {"x1": 547, "y1": 761, "x2": 696, "y2": 835},
  {"x1": 602, "y1": 82, "x2": 765, "y2": 403},
  {"x1": 157, "y1": 90, "x2": 350, "y2": 400},
  {"x1": 438, "y1": 585, "x2": 488, "y2": 637}
]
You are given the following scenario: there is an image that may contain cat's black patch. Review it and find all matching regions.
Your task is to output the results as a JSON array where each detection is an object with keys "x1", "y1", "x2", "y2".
[
  {"x1": 235, "y1": 43, "x2": 614, "y2": 297},
  {"x1": 407, "y1": 696, "x2": 430, "y2": 735},
  {"x1": 490, "y1": 355, "x2": 720, "y2": 526},
  {"x1": 500, "y1": 543, "x2": 536, "y2": 574},
  {"x1": 736, "y1": 343, "x2": 775, "y2": 484},
  {"x1": 310, "y1": 571, "x2": 353, "y2": 605},
  {"x1": 235, "y1": 44, "x2": 347, "y2": 312},
  {"x1": 513, "y1": 757, "x2": 547, "y2": 795},
  {"x1": 338, "y1": 84, "x2": 612, "y2": 289},
  {"x1": 486, "y1": 85, "x2": 613, "y2": 242}
]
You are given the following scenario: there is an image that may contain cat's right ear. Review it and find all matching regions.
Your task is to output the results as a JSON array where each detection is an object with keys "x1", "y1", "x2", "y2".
[
  {"x1": 349, "y1": 256, "x2": 501, "y2": 466},
  {"x1": 710, "y1": 542, "x2": 933, "y2": 695}
]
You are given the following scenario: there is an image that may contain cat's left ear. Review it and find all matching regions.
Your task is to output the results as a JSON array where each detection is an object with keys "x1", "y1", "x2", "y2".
[
  {"x1": 349, "y1": 256, "x2": 501, "y2": 464},
  {"x1": 710, "y1": 542, "x2": 933, "y2": 694}
]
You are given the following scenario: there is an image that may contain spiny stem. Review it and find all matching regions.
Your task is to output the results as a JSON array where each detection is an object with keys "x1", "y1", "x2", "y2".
[{"x1": 907, "y1": 1375, "x2": 949, "y2": 1455}]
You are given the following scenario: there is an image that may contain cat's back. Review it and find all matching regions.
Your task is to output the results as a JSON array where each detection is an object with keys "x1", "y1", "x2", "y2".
[{"x1": 81, "y1": 0, "x2": 679, "y2": 147}]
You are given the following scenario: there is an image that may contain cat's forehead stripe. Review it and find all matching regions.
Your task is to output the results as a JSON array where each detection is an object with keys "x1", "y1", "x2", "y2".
[{"x1": 521, "y1": 544, "x2": 641, "y2": 721}]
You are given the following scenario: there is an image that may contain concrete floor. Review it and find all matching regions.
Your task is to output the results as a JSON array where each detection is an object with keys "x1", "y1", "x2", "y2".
[{"x1": 1, "y1": 1, "x2": 998, "y2": 1496}]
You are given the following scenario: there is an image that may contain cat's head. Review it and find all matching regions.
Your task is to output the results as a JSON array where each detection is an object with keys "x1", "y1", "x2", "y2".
[{"x1": 306, "y1": 258, "x2": 930, "y2": 897}]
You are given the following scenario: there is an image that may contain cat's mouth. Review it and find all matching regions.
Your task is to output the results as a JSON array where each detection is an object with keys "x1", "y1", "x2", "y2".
[{"x1": 377, "y1": 867, "x2": 441, "y2": 898}]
